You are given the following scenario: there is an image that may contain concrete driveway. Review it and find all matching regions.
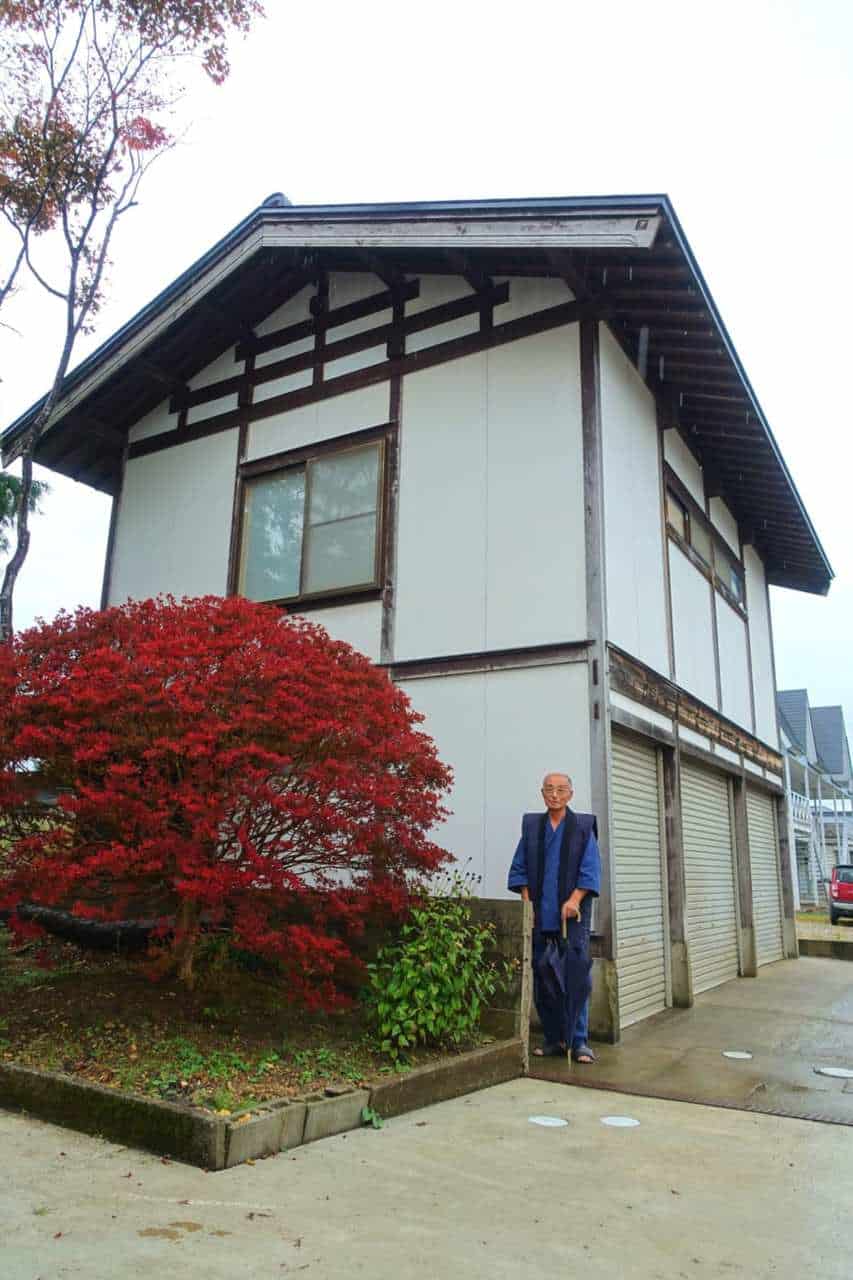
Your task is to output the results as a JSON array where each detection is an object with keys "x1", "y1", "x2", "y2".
[
  {"x1": 533, "y1": 957, "x2": 853, "y2": 1124},
  {"x1": 3, "y1": 1076, "x2": 850, "y2": 1280}
]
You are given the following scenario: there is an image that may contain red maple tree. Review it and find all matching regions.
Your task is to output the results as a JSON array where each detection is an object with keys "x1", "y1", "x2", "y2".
[{"x1": 0, "y1": 595, "x2": 452, "y2": 1002}]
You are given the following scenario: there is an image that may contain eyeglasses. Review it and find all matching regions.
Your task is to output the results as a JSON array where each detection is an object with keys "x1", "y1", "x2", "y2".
[{"x1": 542, "y1": 786, "x2": 570, "y2": 795}]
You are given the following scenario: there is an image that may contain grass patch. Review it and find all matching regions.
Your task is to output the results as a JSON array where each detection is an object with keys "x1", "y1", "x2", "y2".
[{"x1": 0, "y1": 927, "x2": 474, "y2": 1113}]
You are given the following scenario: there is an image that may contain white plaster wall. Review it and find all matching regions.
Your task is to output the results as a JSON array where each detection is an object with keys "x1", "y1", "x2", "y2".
[
  {"x1": 128, "y1": 398, "x2": 174, "y2": 444},
  {"x1": 185, "y1": 346, "x2": 239, "y2": 425},
  {"x1": 294, "y1": 601, "x2": 382, "y2": 663},
  {"x1": 744, "y1": 545, "x2": 779, "y2": 747},
  {"x1": 709, "y1": 497, "x2": 740, "y2": 555},
  {"x1": 255, "y1": 283, "x2": 315, "y2": 339},
  {"x1": 395, "y1": 323, "x2": 585, "y2": 661},
  {"x1": 325, "y1": 272, "x2": 390, "y2": 379},
  {"x1": 716, "y1": 597, "x2": 752, "y2": 729},
  {"x1": 599, "y1": 325, "x2": 670, "y2": 677},
  {"x1": 493, "y1": 276, "x2": 572, "y2": 323},
  {"x1": 110, "y1": 429, "x2": 238, "y2": 603},
  {"x1": 668, "y1": 542, "x2": 717, "y2": 708},
  {"x1": 663, "y1": 429, "x2": 705, "y2": 508},
  {"x1": 400, "y1": 661, "x2": 591, "y2": 898},
  {"x1": 246, "y1": 383, "x2": 390, "y2": 462},
  {"x1": 398, "y1": 672, "x2": 487, "y2": 884},
  {"x1": 395, "y1": 351, "x2": 488, "y2": 657},
  {"x1": 253, "y1": 284, "x2": 316, "y2": 402},
  {"x1": 481, "y1": 661, "x2": 591, "y2": 897},
  {"x1": 406, "y1": 274, "x2": 478, "y2": 352},
  {"x1": 484, "y1": 326, "x2": 585, "y2": 650}
]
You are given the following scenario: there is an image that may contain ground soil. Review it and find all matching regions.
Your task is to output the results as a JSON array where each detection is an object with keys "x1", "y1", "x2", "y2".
[{"x1": 0, "y1": 929, "x2": 458, "y2": 1114}]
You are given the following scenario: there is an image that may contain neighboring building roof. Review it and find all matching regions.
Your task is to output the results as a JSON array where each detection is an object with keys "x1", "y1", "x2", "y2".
[
  {"x1": 810, "y1": 706, "x2": 852, "y2": 781},
  {"x1": 777, "y1": 701, "x2": 805, "y2": 755},
  {"x1": 778, "y1": 690, "x2": 810, "y2": 752},
  {"x1": 1, "y1": 192, "x2": 833, "y2": 594}
]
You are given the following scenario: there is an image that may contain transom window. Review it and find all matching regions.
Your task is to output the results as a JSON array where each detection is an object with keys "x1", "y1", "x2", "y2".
[{"x1": 239, "y1": 440, "x2": 384, "y2": 604}]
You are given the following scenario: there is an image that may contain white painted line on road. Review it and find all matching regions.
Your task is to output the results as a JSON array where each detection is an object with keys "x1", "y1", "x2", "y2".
[
  {"x1": 528, "y1": 1115, "x2": 569, "y2": 1127},
  {"x1": 600, "y1": 1116, "x2": 640, "y2": 1128},
  {"x1": 813, "y1": 1066, "x2": 853, "y2": 1079},
  {"x1": 722, "y1": 1051, "x2": 753, "y2": 1060}
]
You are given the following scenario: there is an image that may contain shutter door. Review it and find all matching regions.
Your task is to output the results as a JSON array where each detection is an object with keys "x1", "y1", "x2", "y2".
[
  {"x1": 612, "y1": 733, "x2": 668, "y2": 1027},
  {"x1": 747, "y1": 787, "x2": 784, "y2": 966},
  {"x1": 681, "y1": 761, "x2": 739, "y2": 994}
]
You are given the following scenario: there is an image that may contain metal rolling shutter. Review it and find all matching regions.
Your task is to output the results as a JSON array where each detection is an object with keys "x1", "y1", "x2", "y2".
[
  {"x1": 747, "y1": 787, "x2": 784, "y2": 966},
  {"x1": 612, "y1": 733, "x2": 668, "y2": 1027},
  {"x1": 681, "y1": 761, "x2": 739, "y2": 994}
]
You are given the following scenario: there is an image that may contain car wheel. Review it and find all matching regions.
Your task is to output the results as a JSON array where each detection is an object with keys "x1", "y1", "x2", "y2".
[{"x1": 830, "y1": 911, "x2": 839, "y2": 925}]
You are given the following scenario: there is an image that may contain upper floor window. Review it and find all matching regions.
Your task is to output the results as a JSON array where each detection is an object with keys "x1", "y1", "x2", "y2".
[
  {"x1": 715, "y1": 543, "x2": 745, "y2": 606},
  {"x1": 239, "y1": 439, "x2": 384, "y2": 604}
]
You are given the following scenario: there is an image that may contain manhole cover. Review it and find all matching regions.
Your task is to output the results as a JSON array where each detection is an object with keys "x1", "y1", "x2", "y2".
[
  {"x1": 600, "y1": 1116, "x2": 640, "y2": 1128},
  {"x1": 528, "y1": 1115, "x2": 569, "y2": 1127},
  {"x1": 722, "y1": 1051, "x2": 753, "y2": 1060},
  {"x1": 814, "y1": 1066, "x2": 853, "y2": 1080}
]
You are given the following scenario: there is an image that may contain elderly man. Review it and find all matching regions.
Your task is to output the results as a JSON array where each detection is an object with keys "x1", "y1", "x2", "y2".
[{"x1": 507, "y1": 772, "x2": 600, "y2": 1063}]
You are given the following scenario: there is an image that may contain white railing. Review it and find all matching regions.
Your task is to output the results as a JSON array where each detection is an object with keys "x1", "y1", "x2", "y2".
[{"x1": 790, "y1": 791, "x2": 811, "y2": 827}]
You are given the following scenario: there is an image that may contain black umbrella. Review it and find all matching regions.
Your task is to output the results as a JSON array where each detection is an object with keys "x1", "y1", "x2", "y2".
[{"x1": 534, "y1": 918, "x2": 593, "y2": 1049}]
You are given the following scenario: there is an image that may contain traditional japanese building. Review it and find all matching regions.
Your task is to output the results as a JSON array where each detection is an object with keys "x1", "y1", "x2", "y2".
[{"x1": 3, "y1": 194, "x2": 833, "y2": 1040}]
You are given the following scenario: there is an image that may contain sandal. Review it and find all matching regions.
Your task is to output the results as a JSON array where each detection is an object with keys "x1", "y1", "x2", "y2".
[
  {"x1": 533, "y1": 1043, "x2": 568, "y2": 1058},
  {"x1": 571, "y1": 1043, "x2": 597, "y2": 1064}
]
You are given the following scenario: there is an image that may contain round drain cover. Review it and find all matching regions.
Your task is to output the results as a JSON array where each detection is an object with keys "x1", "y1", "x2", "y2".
[
  {"x1": 722, "y1": 1051, "x2": 753, "y2": 1060},
  {"x1": 814, "y1": 1066, "x2": 853, "y2": 1079},
  {"x1": 600, "y1": 1116, "x2": 640, "y2": 1128},
  {"x1": 528, "y1": 1115, "x2": 569, "y2": 1127}
]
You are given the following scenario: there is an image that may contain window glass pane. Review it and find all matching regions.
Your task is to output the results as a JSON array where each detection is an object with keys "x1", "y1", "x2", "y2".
[
  {"x1": 240, "y1": 469, "x2": 305, "y2": 601},
  {"x1": 308, "y1": 444, "x2": 380, "y2": 526},
  {"x1": 690, "y1": 519, "x2": 712, "y2": 564},
  {"x1": 837, "y1": 868, "x2": 853, "y2": 884},
  {"x1": 728, "y1": 565, "x2": 744, "y2": 603},
  {"x1": 304, "y1": 513, "x2": 377, "y2": 594},
  {"x1": 666, "y1": 491, "x2": 686, "y2": 540}
]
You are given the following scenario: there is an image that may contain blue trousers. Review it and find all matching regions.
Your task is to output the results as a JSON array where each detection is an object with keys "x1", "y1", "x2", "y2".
[{"x1": 532, "y1": 932, "x2": 591, "y2": 1049}]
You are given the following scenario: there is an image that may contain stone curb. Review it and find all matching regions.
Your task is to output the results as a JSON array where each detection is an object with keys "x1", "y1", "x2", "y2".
[
  {"x1": 799, "y1": 938, "x2": 853, "y2": 961},
  {"x1": 0, "y1": 1039, "x2": 524, "y2": 1170}
]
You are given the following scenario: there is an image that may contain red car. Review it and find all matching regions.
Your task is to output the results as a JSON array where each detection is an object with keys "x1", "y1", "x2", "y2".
[{"x1": 829, "y1": 865, "x2": 853, "y2": 925}]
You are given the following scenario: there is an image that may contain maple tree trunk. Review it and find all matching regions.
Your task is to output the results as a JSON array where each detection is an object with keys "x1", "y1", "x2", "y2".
[
  {"x1": 0, "y1": 449, "x2": 33, "y2": 643},
  {"x1": 174, "y1": 899, "x2": 201, "y2": 989}
]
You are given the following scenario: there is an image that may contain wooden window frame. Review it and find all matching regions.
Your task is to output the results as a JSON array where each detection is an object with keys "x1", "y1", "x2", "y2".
[
  {"x1": 663, "y1": 463, "x2": 747, "y2": 620},
  {"x1": 232, "y1": 421, "x2": 393, "y2": 610}
]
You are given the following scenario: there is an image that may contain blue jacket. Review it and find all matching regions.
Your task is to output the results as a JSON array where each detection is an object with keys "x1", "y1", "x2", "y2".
[{"x1": 508, "y1": 809, "x2": 599, "y2": 945}]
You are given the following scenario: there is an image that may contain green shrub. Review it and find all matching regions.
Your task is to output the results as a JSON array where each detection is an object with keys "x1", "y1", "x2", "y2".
[{"x1": 366, "y1": 876, "x2": 504, "y2": 1061}]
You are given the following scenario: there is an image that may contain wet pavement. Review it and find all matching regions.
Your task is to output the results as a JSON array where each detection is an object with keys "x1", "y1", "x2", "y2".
[
  {"x1": 531, "y1": 957, "x2": 853, "y2": 1124},
  {"x1": 3, "y1": 1076, "x2": 851, "y2": 1279}
]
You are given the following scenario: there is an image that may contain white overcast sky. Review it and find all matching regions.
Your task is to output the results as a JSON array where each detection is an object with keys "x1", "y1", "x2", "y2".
[{"x1": 2, "y1": 0, "x2": 852, "y2": 734}]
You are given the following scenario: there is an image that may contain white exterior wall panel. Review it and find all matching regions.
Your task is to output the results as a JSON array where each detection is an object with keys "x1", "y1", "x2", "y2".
[
  {"x1": 746, "y1": 787, "x2": 784, "y2": 966},
  {"x1": 297, "y1": 601, "x2": 382, "y2": 663},
  {"x1": 681, "y1": 761, "x2": 740, "y2": 993},
  {"x1": 669, "y1": 543, "x2": 718, "y2": 708},
  {"x1": 494, "y1": 276, "x2": 572, "y2": 322},
  {"x1": 246, "y1": 383, "x2": 390, "y2": 463},
  {"x1": 406, "y1": 275, "x2": 478, "y2": 352},
  {"x1": 185, "y1": 347, "x2": 239, "y2": 428},
  {"x1": 716, "y1": 598, "x2": 752, "y2": 730},
  {"x1": 483, "y1": 327, "x2": 585, "y2": 651},
  {"x1": 110, "y1": 430, "x2": 237, "y2": 604},
  {"x1": 395, "y1": 351, "x2": 488, "y2": 658},
  {"x1": 612, "y1": 733, "x2": 669, "y2": 1027},
  {"x1": 600, "y1": 325, "x2": 670, "y2": 677},
  {"x1": 663, "y1": 429, "x2": 705, "y2": 508},
  {"x1": 395, "y1": 326, "x2": 584, "y2": 662},
  {"x1": 709, "y1": 497, "x2": 740, "y2": 555},
  {"x1": 744, "y1": 546, "x2": 779, "y2": 748},
  {"x1": 128, "y1": 398, "x2": 173, "y2": 445},
  {"x1": 400, "y1": 662, "x2": 591, "y2": 899}
]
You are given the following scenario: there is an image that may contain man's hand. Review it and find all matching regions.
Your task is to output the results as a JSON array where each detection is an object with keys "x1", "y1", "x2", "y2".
[{"x1": 561, "y1": 889, "x2": 587, "y2": 925}]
